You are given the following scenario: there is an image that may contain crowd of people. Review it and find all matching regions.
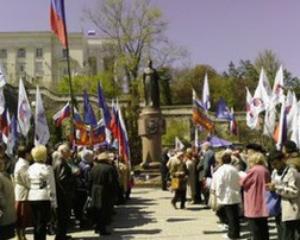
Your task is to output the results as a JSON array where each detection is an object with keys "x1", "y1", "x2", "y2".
[
  {"x1": 0, "y1": 143, "x2": 133, "y2": 240},
  {"x1": 163, "y1": 140, "x2": 300, "y2": 240}
]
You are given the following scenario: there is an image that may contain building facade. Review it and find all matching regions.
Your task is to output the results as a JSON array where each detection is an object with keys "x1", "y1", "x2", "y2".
[{"x1": 0, "y1": 31, "x2": 113, "y2": 88}]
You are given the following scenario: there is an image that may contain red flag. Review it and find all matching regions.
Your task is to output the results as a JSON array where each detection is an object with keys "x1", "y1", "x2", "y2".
[
  {"x1": 192, "y1": 108, "x2": 214, "y2": 132},
  {"x1": 50, "y1": 0, "x2": 68, "y2": 48}
]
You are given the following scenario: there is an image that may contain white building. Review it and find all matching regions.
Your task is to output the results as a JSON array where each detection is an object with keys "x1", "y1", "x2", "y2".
[{"x1": 0, "y1": 31, "x2": 113, "y2": 88}]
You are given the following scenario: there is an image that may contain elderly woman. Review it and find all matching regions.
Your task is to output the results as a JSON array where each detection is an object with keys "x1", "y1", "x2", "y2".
[
  {"x1": 28, "y1": 145, "x2": 57, "y2": 240},
  {"x1": 14, "y1": 145, "x2": 32, "y2": 240},
  {"x1": 242, "y1": 152, "x2": 270, "y2": 240},
  {"x1": 0, "y1": 157, "x2": 16, "y2": 240}
]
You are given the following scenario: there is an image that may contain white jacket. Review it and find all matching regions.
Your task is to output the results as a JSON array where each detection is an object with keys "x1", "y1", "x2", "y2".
[
  {"x1": 27, "y1": 163, "x2": 57, "y2": 208},
  {"x1": 14, "y1": 158, "x2": 30, "y2": 201},
  {"x1": 211, "y1": 164, "x2": 241, "y2": 205}
]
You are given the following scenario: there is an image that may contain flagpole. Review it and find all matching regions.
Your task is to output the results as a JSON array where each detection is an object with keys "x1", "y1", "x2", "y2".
[{"x1": 63, "y1": 3, "x2": 76, "y2": 144}]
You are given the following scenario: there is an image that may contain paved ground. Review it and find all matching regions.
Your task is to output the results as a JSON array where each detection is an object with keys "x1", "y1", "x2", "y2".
[{"x1": 27, "y1": 188, "x2": 278, "y2": 240}]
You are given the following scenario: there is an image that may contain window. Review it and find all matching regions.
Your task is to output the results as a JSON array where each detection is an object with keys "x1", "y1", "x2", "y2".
[
  {"x1": 0, "y1": 49, "x2": 7, "y2": 58},
  {"x1": 36, "y1": 48, "x2": 43, "y2": 58},
  {"x1": 1, "y1": 63, "x2": 7, "y2": 73},
  {"x1": 16, "y1": 62, "x2": 26, "y2": 73},
  {"x1": 17, "y1": 48, "x2": 26, "y2": 58},
  {"x1": 35, "y1": 62, "x2": 43, "y2": 75}
]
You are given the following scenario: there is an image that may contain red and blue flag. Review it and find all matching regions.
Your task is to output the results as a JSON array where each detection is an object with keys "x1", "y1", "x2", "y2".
[{"x1": 50, "y1": 0, "x2": 68, "y2": 48}]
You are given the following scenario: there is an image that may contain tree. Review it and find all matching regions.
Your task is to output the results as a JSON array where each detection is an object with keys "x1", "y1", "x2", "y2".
[
  {"x1": 56, "y1": 73, "x2": 121, "y2": 98},
  {"x1": 158, "y1": 67, "x2": 172, "y2": 105},
  {"x1": 86, "y1": 0, "x2": 185, "y2": 163},
  {"x1": 254, "y1": 49, "x2": 280, "y2": 85}
]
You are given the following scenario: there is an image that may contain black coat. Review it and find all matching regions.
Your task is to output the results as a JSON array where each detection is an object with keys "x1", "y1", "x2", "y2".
[
  {"x1": 89, "y1": 161, "x2": 118, "y2": 209},
  {"x1": 89, "y1": 161, "x2": 118, "y2": 225}
]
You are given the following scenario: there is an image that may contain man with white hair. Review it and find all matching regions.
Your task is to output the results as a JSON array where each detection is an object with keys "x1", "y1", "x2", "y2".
[
  {"x1": 53, "y1": 143, "x2": 75, "y2": 240},
  {"x1": 75, "y1": 149, "x2": 94, "y2": 227}
]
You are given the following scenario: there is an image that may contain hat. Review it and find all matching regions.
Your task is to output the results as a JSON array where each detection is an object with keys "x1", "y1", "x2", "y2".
[
  {"x1": 186, "y1": 148, "x2": 193, "y2": 154},
  {"x1": 283, "y1": 140, "x2": 298, "y2": 153},
  {"x1": 97, "y1": 152, "x2": 109, "y2": 161},
  {"x1": 246, "y1": 143, "x2": 265, "y2": 153},
  {"x1": 31, "y1": 145, "x2": 47, "y2": 162}
]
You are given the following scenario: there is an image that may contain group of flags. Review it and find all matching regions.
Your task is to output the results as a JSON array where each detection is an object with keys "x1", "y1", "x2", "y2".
[
  {"x1": 246, "y1": 66, "x2": 300, "y2": 150},
  {"x1": 192, "y1": 73, "x2": 238, "y2": 136},
  {"x1": 0, "y1": 63, "x2": 50, "y2": 155},
  {"x1": 52, "y1": 83, "x2": 131, "y2": 164}
]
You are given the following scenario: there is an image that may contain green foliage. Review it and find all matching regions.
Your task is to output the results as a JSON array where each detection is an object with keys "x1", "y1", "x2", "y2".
[
  {"x1": 56, "y1": 72, "x2": 121, "y2": 98},
  {"x1": 158, "y1": 67, "x2": 172, "y2": 105},
  {"x1": 162, "y1": 118, "x2": 190, "y2": 146}
]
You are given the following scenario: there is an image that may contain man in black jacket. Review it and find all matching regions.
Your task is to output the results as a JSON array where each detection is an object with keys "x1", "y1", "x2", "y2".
[
  {"x1": 89, "y1": 151, "x2": 118, "y2": 236},
  {"x1": 54, "y1": 144, "x2": 75, "y2": 240}
]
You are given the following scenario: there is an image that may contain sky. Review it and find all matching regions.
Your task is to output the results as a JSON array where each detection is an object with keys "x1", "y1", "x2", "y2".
[{"x1": 1, "y1": 0, "x2": 300, "y2": 76}]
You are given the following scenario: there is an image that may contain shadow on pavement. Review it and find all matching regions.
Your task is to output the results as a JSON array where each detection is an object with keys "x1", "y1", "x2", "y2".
[
  {"x1": 110, "y1": 196, "x2": 161, "y2": 239},
  {"x1": 166, "y1": 218, "x2": 197, "y2": 222}
]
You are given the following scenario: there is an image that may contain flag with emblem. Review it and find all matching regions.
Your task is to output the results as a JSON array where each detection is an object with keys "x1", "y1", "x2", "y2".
[{"x1": 17, "y1": 79, "x2": 32, "y2": 136}]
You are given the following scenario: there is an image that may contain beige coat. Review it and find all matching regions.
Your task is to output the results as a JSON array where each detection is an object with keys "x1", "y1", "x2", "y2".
[
  {"x1": 0, "y1": 172, "x2": 16, "y2": 226},
  {"x1": 275, "y1": 166, "x2": 300, "y2": 222},
  {"x1": 186, "y1": 158, "x2": 196, "y2": 200}
]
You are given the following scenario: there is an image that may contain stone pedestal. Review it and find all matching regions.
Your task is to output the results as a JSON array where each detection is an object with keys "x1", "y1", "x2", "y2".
[{"x1": 138, "y1": 107, "x2": 165, "y2": 169}]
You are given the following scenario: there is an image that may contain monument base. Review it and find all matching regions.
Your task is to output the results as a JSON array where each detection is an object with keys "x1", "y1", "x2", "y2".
[{"x1": 138, "y1": 107, "x2": 165, "y2": 170}]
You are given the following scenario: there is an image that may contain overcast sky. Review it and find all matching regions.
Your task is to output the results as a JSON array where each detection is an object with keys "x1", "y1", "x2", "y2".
[{"x1": 1, "y1": 0, "x2": 300, "y2": 77}]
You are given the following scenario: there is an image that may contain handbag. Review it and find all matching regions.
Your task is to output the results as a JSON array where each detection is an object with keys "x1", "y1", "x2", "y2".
[
  {"x1": 171, "y1": 177, "x2": 180, "y2": 190},
  {"x1": 208, "y1": 191, "x2": 220, "y2": 211},
  {"x1": 266, "y1": 191, "x2": 281, "y2": 217}
]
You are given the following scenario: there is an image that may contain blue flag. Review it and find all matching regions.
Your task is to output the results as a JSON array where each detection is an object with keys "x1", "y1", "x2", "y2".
[
  {"x1": 97, "y1": 82, "x2": 112, "y2": 128},
  {"x1": 215, "y1": 98, "x2": 233, "y2": 121},
  {"x1": 83, "y1": 91, "x2": 97, "y2": 126}
]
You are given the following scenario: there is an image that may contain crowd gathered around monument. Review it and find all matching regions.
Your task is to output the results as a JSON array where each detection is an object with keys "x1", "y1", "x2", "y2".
[
  {"x1": 0, "y1": 143, "x2": 133, "y2": 240},
  {"x1": 163, "y1": 139, "x2": 300, "y2": 240}
]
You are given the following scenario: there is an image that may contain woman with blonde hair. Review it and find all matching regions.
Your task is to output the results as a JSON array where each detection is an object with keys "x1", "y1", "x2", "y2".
[
  {"x1": 27, "y1": 145, "x2": 57, "y2": 240},
  {"x1": 242, "y1": 152, "x2": 270, "y2": 240}
]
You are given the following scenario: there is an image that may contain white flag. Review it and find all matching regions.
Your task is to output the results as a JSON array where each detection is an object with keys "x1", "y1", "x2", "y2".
[
  {"x1": 272, "y1": 66, "x2": 285, "y2": 105},
  {"x1": 2, "y1": 110, "x2": 10, "y2": 144},
  {"x1": 246, "y1": 87, "x2": 258, "y2": 129},
  {"x1": 194, "y1": 128, "x2": 199, "y2": 148},
  {"x1": 202, "y1": 73, "x2": 210, "y2": 111},
  {"x1": 253, "y1": 68, "x2": 271, "y2": 113},
  {"x1": 286, "y1": 91, "x2": 297, "y2": 133},
  {"x1": 0, "y1": 64, "x2": 7, "y2": 88},
  {"x1": 34, "y1": 86, "x2": 50, "y2": 146},
  {"x1": 290, "y1": 102, "x2": 300, "y2": 149},
  {"x1": 175, "y1": 137, "x2": 185, "y2": 151},
  {"x1": 17, "y1": 79, "x2": 32, "y2": 136},
  {"x1": 263, "y1": 103, "x2": 276, "y2": 137},
  {"x1": 0, "y1": 88, "x2": 5, "y2": 115}
]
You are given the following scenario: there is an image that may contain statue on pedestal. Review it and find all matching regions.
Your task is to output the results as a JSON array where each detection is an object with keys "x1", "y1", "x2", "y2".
[{"x1": 143, "y1": 60, "x2": 160, "y2": 108}]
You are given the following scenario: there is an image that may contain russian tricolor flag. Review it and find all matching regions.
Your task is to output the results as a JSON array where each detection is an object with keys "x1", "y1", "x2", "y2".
[
  {"x1": 50, "y1": 0, "x2": 68, "y2": 48},
  {"x1": 53, "y1": 102, "x2": 71, "y2": 126}
]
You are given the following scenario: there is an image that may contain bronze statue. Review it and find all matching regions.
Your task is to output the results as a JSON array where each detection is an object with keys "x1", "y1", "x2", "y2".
[{"x1": 143, "y1": 60, "x2": 160, "y2": 108}]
